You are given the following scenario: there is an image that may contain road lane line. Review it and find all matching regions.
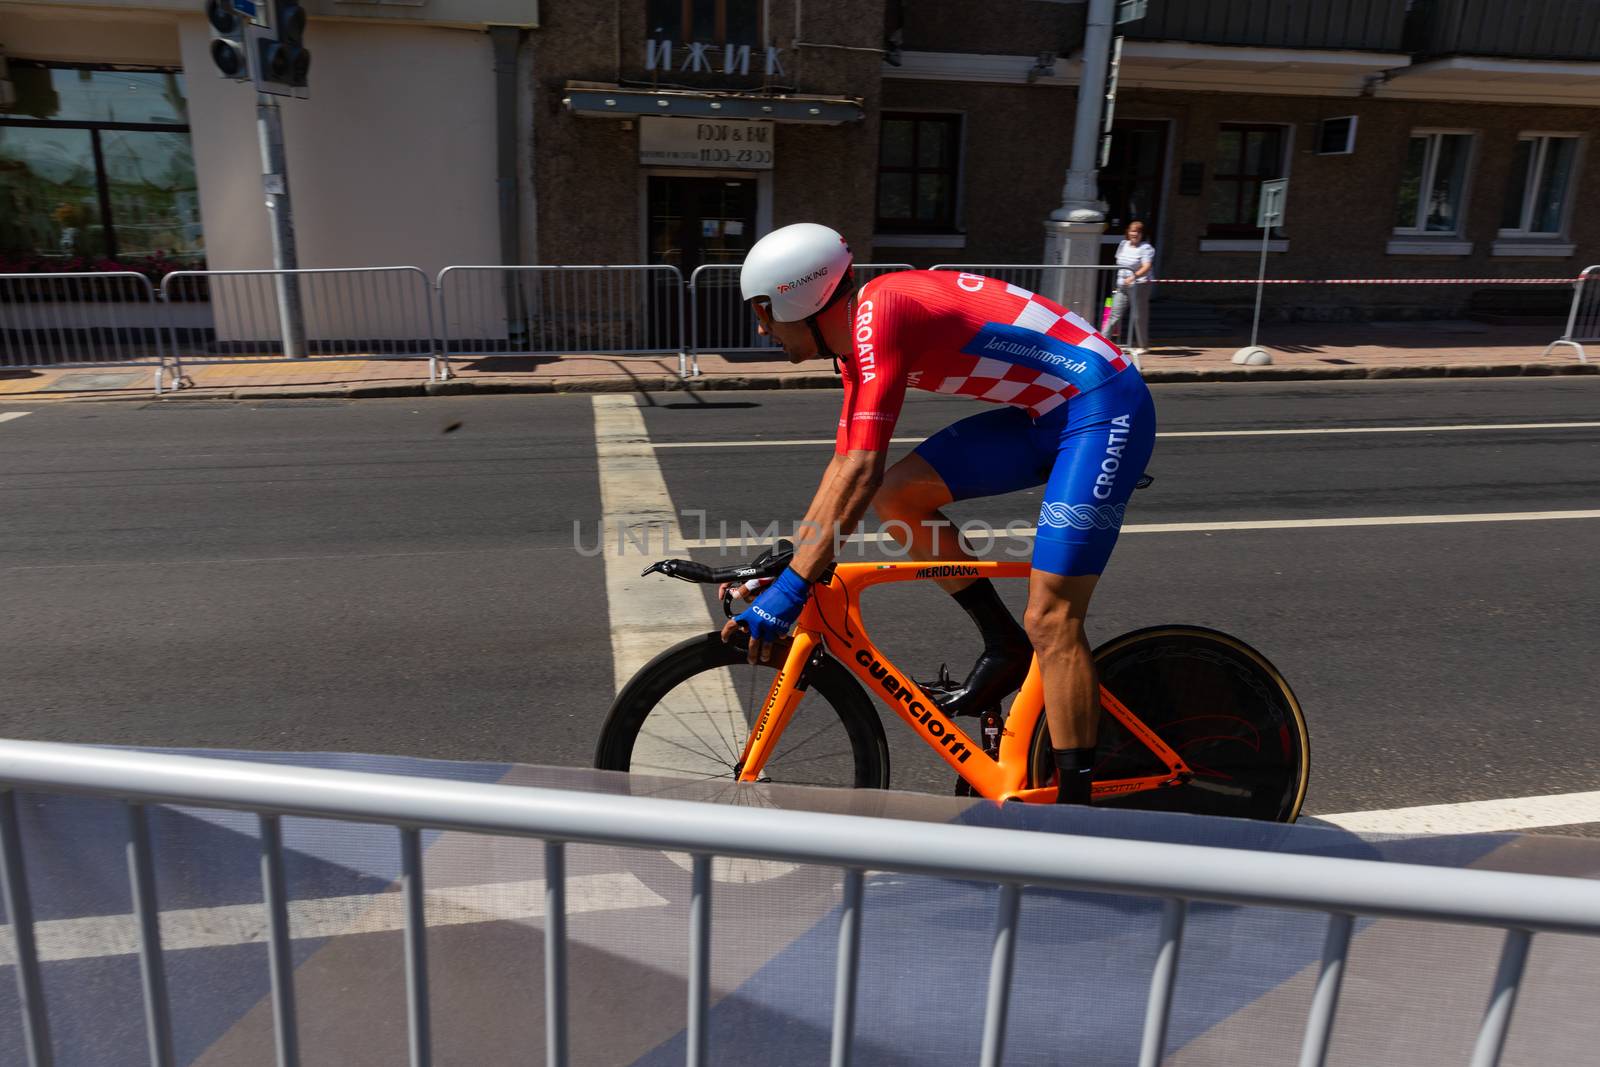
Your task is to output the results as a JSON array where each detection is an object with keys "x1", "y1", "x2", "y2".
[
  {"x1": 0, "y1": 873, "x2": 667, "y2": 965},
  {"x1": 0, "y1": 412, "x2": 32, "y2": 425},
  {"x1": 651, "y1": 421, "x2": 1600, "y2": 449},
  {"x1": 1314, "y1": 791, "x2": 1600, "y2": 835},
  {"x1": 670, "y1": 509, "x2": 1600, "y2": 550}
]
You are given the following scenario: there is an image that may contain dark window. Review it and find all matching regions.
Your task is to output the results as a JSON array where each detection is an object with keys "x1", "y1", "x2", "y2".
[
  {"x1": 1100, "y1": 120, "x2": 1168, "y2": 237},
  {"x1": 0, "y1": 62, "x2": 202, "y2": 269},
  {"x1": 647, "y1": 0, "x2": 763, "y2": 45},
  {"x1": 1207, "y1": 124, "x2": 1286, "y2": 236},
  {"x1": 876, "y1": 114, "x2": 961, "y2": 233},
  {"x1": 1394, "y1": 131, "x2": 1472, "y2": 234},
  {"x1": 1499, "y1": 134, "x2": 1578, "y2": 236}
]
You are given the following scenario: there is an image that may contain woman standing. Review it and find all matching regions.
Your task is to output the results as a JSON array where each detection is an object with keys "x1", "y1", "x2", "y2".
[{"x1": 1106, "y1": 220, "x2": 1155, "y2": 358}]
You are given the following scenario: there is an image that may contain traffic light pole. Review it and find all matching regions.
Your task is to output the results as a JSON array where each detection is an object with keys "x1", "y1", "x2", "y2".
[{"x1": 256, "y1": 92, "x2": 306, "y2": 359}]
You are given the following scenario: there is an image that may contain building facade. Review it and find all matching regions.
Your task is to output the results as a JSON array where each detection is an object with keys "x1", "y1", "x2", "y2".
[{"x1": 4, "y1": 0, "x2": 1599, "y2": 318}]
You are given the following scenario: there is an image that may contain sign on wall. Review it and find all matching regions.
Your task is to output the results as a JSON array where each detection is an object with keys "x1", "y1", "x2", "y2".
[{"x1": 639, "y1": 118, "x2": 774, "y2": 170}]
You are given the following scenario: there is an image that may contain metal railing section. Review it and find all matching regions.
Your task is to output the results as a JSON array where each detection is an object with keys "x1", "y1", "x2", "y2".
[
  {"x1": 1542, "y1": 264, "x2": 1598, "y2": 363},
  {"x1": 0, "y1": 272, "x2": 173, "y2": 391},
  {"x1": 3, "y1": 740, "x2": 1600, "y2": 1067},
  {"x1": 685, "y1": 263, "x2": 913, "y2": 376},
  {"x1": 160, "y1": 268, "x2": 442, "y2": 385},
  {"x1": 930, "y1": 262, "x2": 1121, "y2": 327},
  {"x1": 436, "y1": 264, "x2": 688, "y2": 377}
]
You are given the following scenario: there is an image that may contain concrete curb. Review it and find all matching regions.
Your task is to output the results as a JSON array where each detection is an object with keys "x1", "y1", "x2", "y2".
[{"x1": 2, "y1": 361, "x2": 1593, "y2": 404}]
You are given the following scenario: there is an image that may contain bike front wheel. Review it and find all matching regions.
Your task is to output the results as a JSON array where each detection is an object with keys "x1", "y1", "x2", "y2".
[
  {"x1": 1028, "y1": 626, "x2": 1310, "y2": 822},
  {"x1": 594, "y1": 632, "x2": 891, "y2": 792}
]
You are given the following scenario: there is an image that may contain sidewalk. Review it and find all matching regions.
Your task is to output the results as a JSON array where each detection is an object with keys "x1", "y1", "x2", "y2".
[{"x1": 0, "y1": 321, "x2": 1592, "y2": 402}]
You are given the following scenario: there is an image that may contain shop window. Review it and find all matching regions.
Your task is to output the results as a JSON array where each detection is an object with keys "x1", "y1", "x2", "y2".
[
  {"x1": 1207, "y1": 124, "x2": 1286, "y2": 236},
  {"x1": 876, "y1": 113, "x2": 961, "y2": 233},
  {"x1": 1393, "y1": 131, "x2": 1473, "y2": 235},
  {"x1": 0, "y1": 63, "x2": 202, "y2": 275},
  {"x1": 1499, "y1": 134, "x2": 1579, "y2": 236},
  {"x1": 647, "y1": 0, "x2": 762, "y2": 45}
]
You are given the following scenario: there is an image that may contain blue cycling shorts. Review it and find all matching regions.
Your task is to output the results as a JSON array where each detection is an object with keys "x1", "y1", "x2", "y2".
[{"x1": 913, "y1": 371, "x2": 1157, "y2": 577}]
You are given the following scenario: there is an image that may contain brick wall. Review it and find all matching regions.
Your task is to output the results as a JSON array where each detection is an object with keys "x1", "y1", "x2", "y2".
[
  {"x1": 530, "y1": 0, "x2": 885, "y2": 266},
  {"x1": 875, "y1": 79, "x2": 1077, "y2": 265},
  {"x1": 1114, "y1": 90, "x2": 1599, "y2": 317}
]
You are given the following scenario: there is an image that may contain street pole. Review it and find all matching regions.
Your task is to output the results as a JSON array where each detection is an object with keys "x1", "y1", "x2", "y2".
[
  {"x1": 1041, "y1": 0, "x2": 1115, "y2": 316},
  {"x1": 1249, "y1": 222, "x2": 1270, "y2": 348},
  {"x1": 1233, "y1": 179, "x2": 1284, "y2": 366},
  {"x1": 256, "y1": 92, "x2": 306, "y2": 358}
]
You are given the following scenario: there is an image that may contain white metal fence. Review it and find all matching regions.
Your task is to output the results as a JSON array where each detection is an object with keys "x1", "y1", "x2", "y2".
[
  {"x1": 2, "y1": 740, "x2": 1599, "y2": 1067},
  {"x1": 1542, "y1": 264, "x2": 1599, "y2": 362},
  {"x1": 160, "y1": 268, "x2": 442, "y2": 384},
  {"x1": 0, "y1": 272, "x2": 171, "y2": 390},
  {"x1": 438, "y1": 265, "x2": 686, "y2": 376},
  {"x1": 9, "y1": 263, "x2": 1591, "y2": 395}
]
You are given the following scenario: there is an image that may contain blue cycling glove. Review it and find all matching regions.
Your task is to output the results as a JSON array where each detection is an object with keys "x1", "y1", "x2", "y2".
[{"x1": 735, "y1": 567, "x2": 811, "y2": 643}]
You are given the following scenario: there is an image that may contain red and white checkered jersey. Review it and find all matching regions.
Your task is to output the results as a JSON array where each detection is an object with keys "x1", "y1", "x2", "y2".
[{"x1": 837, "y1": 270, "x2": 1132, "y2": 453}]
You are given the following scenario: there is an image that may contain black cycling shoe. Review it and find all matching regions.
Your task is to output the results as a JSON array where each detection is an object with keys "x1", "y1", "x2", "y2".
[{"x1": 920, "y1": 645, "x2": 1032, "y2": 718}]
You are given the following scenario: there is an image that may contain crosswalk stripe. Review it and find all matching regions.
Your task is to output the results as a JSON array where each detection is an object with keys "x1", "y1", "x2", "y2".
[
  {"x1": 0, "y1": 411, "x2": 32, "y2": 425},
  {"x1": 0, "y1": 873, "x2": 668, "y2": 965}
]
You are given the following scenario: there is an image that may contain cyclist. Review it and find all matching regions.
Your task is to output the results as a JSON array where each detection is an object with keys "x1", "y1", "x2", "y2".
[{"x1": 721, "y1": 223, "x2": 1156, "y2": 804}]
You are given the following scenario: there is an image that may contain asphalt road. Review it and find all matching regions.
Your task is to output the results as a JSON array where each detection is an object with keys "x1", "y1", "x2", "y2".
[{"x1": 1, "y1": 377, "x2": 1597, "y2": 820}]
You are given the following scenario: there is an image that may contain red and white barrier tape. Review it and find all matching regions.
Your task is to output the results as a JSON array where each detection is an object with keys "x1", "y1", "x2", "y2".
[{"x1": 1156, "y1": 277, "x2": 1579, "y2": 285}]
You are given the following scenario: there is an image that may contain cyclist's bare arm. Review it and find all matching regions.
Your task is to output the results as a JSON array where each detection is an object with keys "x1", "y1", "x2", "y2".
[
  {"x1": 723, "y1": 448, "x2": 885, "y2": 604},
  {"x1": 719, "y1": 447, "x2": 885, "y2": 661},
  {"x1": 791, "y1": 448, "x2": 886, "y2": 581}
]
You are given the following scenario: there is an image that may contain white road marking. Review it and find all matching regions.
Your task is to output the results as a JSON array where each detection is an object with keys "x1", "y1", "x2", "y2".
[
  {"x1": 650, "y1": 421, "x2": 1600, "y2": 449},
  {"x1": 671, "y1": 508, "x2": 1600, "y2": 550},
  {"x1": 593, "y1": 394, "x2": 724, "y2": 692},
  {"x1": 592, "y1": 395, "x2": 799, "y2": 883},
  {"x1": 1314, "y1": 791, "x2": 1600, "y2": 835},
  {"x1": 1163, "y1": 421, "x2": 1600, "y2": 438},
  {"x1": 0, "y1": 411, "x2": 32, "y2": 425},
  {"x1": 0, "y1": 873, "x2": 667, "y2": 965}
]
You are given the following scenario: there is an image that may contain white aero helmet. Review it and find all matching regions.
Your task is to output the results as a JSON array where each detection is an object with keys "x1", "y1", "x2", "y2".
[{"x1": 739, "y1": 222, "x2": 854, "y2": 323}]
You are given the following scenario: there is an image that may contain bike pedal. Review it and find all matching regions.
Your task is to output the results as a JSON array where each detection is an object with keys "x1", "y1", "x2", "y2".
[{"x1": 917, "y1": 663, "x2": 966, "y2": 709}]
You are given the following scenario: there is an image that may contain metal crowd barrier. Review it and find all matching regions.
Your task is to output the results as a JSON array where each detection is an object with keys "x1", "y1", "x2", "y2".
[
  {"x1": 0, "y1": 272, "x2": 173, "y2": 392},
  {"x1": 437, "y1": 265, "x2": 688, "y2": 377},
  {"x1": 160, "y1": 268, "x2": 442, "y2": 385},
  {"x1": 685, "y1": 263, "x2": 913, "y2": 376},
  {"x1": 930, "y1": 263, "x2": 1121, "y2": 328},
  {"x1": 1542, "y1": 264, "x2": 1599, "y2": 362},
  {"x1": 4, "y1": 740, "x2": 1600, "y2": 1067}
]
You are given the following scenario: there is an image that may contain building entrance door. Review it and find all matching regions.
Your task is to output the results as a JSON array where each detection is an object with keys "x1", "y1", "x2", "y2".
[
  {"x1": 1099, "y1": 120, "x2": 1169, "y2": 252},
  {"x1": 648, "y1": 176, "x2": 758, "y2": 274},
  {"x1": 648, "y1": 175, "x2": 762, "y2": 351}
]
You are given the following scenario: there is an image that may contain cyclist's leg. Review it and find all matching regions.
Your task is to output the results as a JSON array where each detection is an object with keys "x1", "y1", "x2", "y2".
[
  {"x1": 875, "y1": 405, "x2": 1048, "y2": 587},
  {"x1": 877, "y1": 405, "x2": 1054, "y2": 711},
  {"x1": 1025, "y1": 372, "x2": 1157, "y2": 801}
]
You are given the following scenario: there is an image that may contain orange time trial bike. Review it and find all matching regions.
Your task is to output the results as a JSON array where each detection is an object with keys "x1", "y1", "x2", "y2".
[{"x1": 595, "y1": 543, "x2": 1309, "y2": 821}]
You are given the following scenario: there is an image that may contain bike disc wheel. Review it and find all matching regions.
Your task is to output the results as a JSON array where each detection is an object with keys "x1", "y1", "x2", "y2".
[
  {"x1": 1028, "y1": 626, "x2": 1309, "y2": 822},
  {"x1": 595, "y1": 632, "x2": 890, "y2": 793}
]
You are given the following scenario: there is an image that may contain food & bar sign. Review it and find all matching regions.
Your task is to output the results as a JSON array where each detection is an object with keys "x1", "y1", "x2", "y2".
[{"x1": 640, "y1": 118, "x2": 774, "y2": 170}]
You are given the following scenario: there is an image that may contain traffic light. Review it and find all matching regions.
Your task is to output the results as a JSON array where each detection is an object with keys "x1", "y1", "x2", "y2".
[
  {"x1": 255, "y1": 0, "x2": 310, "y2": 96},
  {"x1": 207, "y1": 0, "x2": 250, "y2": 81}
]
